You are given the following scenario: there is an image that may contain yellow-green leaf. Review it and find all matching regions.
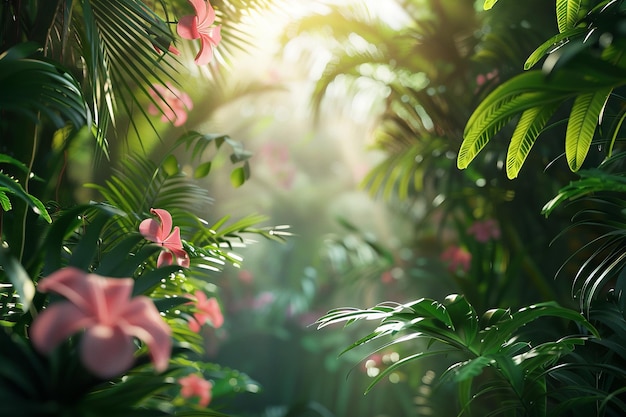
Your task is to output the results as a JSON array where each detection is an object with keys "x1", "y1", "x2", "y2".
[
  {"x1": 506, "y1": 103, "x2": 560, "y2": 179},
  {"x1": 524, "y1": 28, "x2": 586, "y2": 70},
  {"x1": 556, "y1": 0, "x2": 583, "y2": 33},
  {"x1": 230, "y1": 167, "x2": 246, "y2": 188},
  {"x1": 483, "y1": 0, "x2": 498, "y2": 10},
  {"x1": 565, "y1": 88, "x2": 612, "y2": 171}
]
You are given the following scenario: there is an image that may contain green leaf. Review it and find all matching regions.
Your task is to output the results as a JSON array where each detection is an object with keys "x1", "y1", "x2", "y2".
[
  {"x1": 132, "y1": 265, "x2": 183, "y2": 296},
  {"x1": 0, "y1": 173, "x2": 51, "y2": 223},
  {"x1": 460, "y1": 64, "x2": 623, "y2": 171},
  {"x1": 483, "y1": 0, "x2": 498, "y2": 10},
  {"x1": 480, "y1": 302, "x2": 599, "y2": 355},
  {"x1": 443, "y1": 294, "x2": 479, "y2": 349},
  {"x1": 230, "y1": 166, "x2": 247, "y2": 188},
  {"x1": 194, "y1": 161, "x2": 212, "y2": 179},
  {"x1": 524, "y1": 28, "x2": 587, "y2": 70},
  {"x1": 0, "y1": 44, "x2": 90, "y2": 130},
  {"x1": 556, "y1": 0, "x2": 584, "y2": 33},
  {"x1": 0, "y1": 192, "x2": 11, "y2": 211},
  {"x1": 445, "y1": 356, "x2": 492, "y2": 382},
  {"x1": 506, "y1": 102, "x2": 560, "y2": 179},
  {"x1": 565, "y1": 88, "x2": 612, "y2": 171},
  {"x1": 162, "y1": 155, "x2": 180, "y2": 176},
  {"x1": 0, "y1": 246, "x2": 35, "y2": 313}
]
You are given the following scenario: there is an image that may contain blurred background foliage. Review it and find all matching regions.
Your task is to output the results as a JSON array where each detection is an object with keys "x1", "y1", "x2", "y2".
[{"x1": 6, "y1": 0, "x2": 626, "y2": 415}]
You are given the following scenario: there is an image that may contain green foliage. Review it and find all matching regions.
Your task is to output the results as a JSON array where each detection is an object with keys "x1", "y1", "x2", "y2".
[
  {"x1": 460, "y1": 0, "x2": 626, "y2": 178},
  {"x1": 0, "y1": 43, "x2": 89, "y2": 130},
  {"x1": 317, "y1": 294, "x2": 598, "y2": 415}
]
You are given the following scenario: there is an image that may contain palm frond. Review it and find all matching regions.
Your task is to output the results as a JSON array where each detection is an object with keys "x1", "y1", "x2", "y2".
[
  {"x1": 556, "y1": 0, "x2": 586, "y2": 33},
  {"x1": 565, "y1": 88, "x2": 612, "y2": 171},
  {"x1": 0, "y1": 42, "x2": 90, "y2": 130},
  {"x1": 506, "y1": 103, "x2": 560, "y2": 179}
]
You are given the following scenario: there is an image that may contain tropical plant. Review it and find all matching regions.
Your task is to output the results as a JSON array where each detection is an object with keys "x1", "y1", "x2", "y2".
[
  {"x1": 459, "y1": 0, "x2": 626, "y2": 179},
  {"x1": 0, "y1": 0, "x2": 293, "y2": 415}
]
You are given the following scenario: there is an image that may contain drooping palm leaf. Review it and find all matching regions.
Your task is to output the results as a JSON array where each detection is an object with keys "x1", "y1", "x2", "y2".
[
  {"x1": 506, "y1": 102, "x2": 561, "y2": 179},
  {"x1": 0, "y1": 42, "x2": 90, "y2": 130},
  {"x1": 565, "y1": 88, "x2": 612, "y2": 171},
  {"x1": 459, "y1": 62, "x2": 624, "y2": 171},
  {"x1": 556, "y1": 0, "x2": 587, "y2": 33}
]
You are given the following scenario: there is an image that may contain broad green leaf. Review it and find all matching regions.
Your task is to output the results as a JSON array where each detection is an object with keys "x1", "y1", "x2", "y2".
[
  {"x1": 69, "y1": 212, "x2": 113, "y2": 270},
  {"x1": 445, "y1": 356, "x2": 492, "y2": 382},
  {"x1": 556, "y1": 0, "x2": 584, "y2": 33},
  {"x1": 0, "y1": 173, "x2": 51, "y2": 223},
  {"x1": 483, "y1": 0, "x2": 498, "y2": 10},
  {"x1": 524, "y1": 28, "x2": 587, "y2": 70},
  {"x1": 154, "y1": 296, "x2": 190, "y2": 312},
  {"x1": 132, "y1": 265, "x2": 184, "y2": 296},
  {"x1": 480, "y1": 308, "x2": 512, "y2": 329},
  {"x1": 230, "y1": 166, "x2": 247, "y2": 188},
  {"x1": 443, "y1": 294, "x2": 479, "y2": 349},
  {"x1": 0, "y1": 246, "x2": 35, "y2": 313},
  {"x1": 506, "y1": 102, "x2": 560, "y2": 179},
  {"x1": 162, "y1": 155, "x2": 180, "y2": 176},
  {"x1": 0, "y1": 192, "x2": 10, "y2": 211},
  {"x1": 459, "y1": 91, "x2": 561, "y2": 169},
  {"x1": 565, "y1": 88, "x2": 612, "y2": 171},
  {"x1": 194, "y1": 161, "x2": 212, "y2": 179},
  {"x1": 480, "y1": 302, "x2": 599, "y2": 355},
  {"x1": 406, "y1": 298, "x2": 453, "y2": 328},
  {"x1": 460, "y1": 65, "x2": 623, "y2": 171}
]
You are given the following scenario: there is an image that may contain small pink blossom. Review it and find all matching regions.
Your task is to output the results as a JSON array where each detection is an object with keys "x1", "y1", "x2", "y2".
[
  {"x1": 381, "y1": 270, "x2": 394, "y2": 284},
  {"x1": 238, "y1": 269, "x2": 254, "y2": 284},
  {"x1": 468, "y1": 219, "x2": 501, "y2": 243},
  {"x1": 177, "y1": 0, "x2": 222, "y2": 65},
  {"x1": 179, "y1": 374, "x2": 213, "y2": 407},
  {"x1": 251, "y1": 291, "x2": 275, "y2": 310},
  {"x1": 139, "y1": 208, "x2": 190, "y2": 268},
  {"x1": 440, "y1": 246, "x2": 471, "y2": 273},
  {"x1": 476, "y1": 69, "x2": 499, "y2": 86},
  {"x1": 148, "y1": 83, "x2": 192, "y2": 127},
  {"x1": 30, "y1": 267, "x2": 172, "y2": 378},
  {"x1": 188, "y1": 291, "x2": 224, "y2": 332}
]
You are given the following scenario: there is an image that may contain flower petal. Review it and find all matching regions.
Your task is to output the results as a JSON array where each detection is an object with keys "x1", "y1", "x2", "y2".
[
  {"x1": 177, "y1": 15, "x2": 199, "y2": 40},
  {"x1": 81, "y1": 325, "x2": 136, "y2": 378},
  {"x1": 190, "y1": 0, "x2": 214, "y2": 28},
  {"x1": 30, "y1": 302, "x2": 95, "y2": 354},
  {"x1": 150, "y1": 208, "x2": 173, "y2": 239},
  {"x1": 139, "y1": 218, "x2": 161, "y2": 243},
  {"x1": 161, "y1": 226, "x2": 183, "y2": 251},
  {"x1": 194, "y1": 34, "x2": 215, "y2": 65},
  {"x1": 118, "y1": 296, "x2": 172, "y2": 373},
  {"x1": 157, "y1": 250, "x2": 174, "y2": 267},
  {"x1": 37, "y1": 267, "x2": 93, "y2": 312}
]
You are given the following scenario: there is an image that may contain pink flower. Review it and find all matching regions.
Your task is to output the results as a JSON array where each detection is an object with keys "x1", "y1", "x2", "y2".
[
  {"x1": 139, "y1": 208, "x2": 190, "y2": 268},
  {"x1": 188, "y1": 291, "x2": 224, "y2": 332},
  {"x1": 467, "y1": 219, "x2": 501, "y2": 243},
  {"x1": 179, "y1": 374, "x2": 213, "y2": 407},
  {"x1": 440, "y1": 246, "x2": 471, "y2": 273},
  {"x1": 177, "y1": 0, "x2": 222, "y2": 65},
  {"x1": 30, "y1": 267, "x2": 172, "y2": 379},
  {"x1": 147, "y1": 83, "x2": 193, "y2": 127}
]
